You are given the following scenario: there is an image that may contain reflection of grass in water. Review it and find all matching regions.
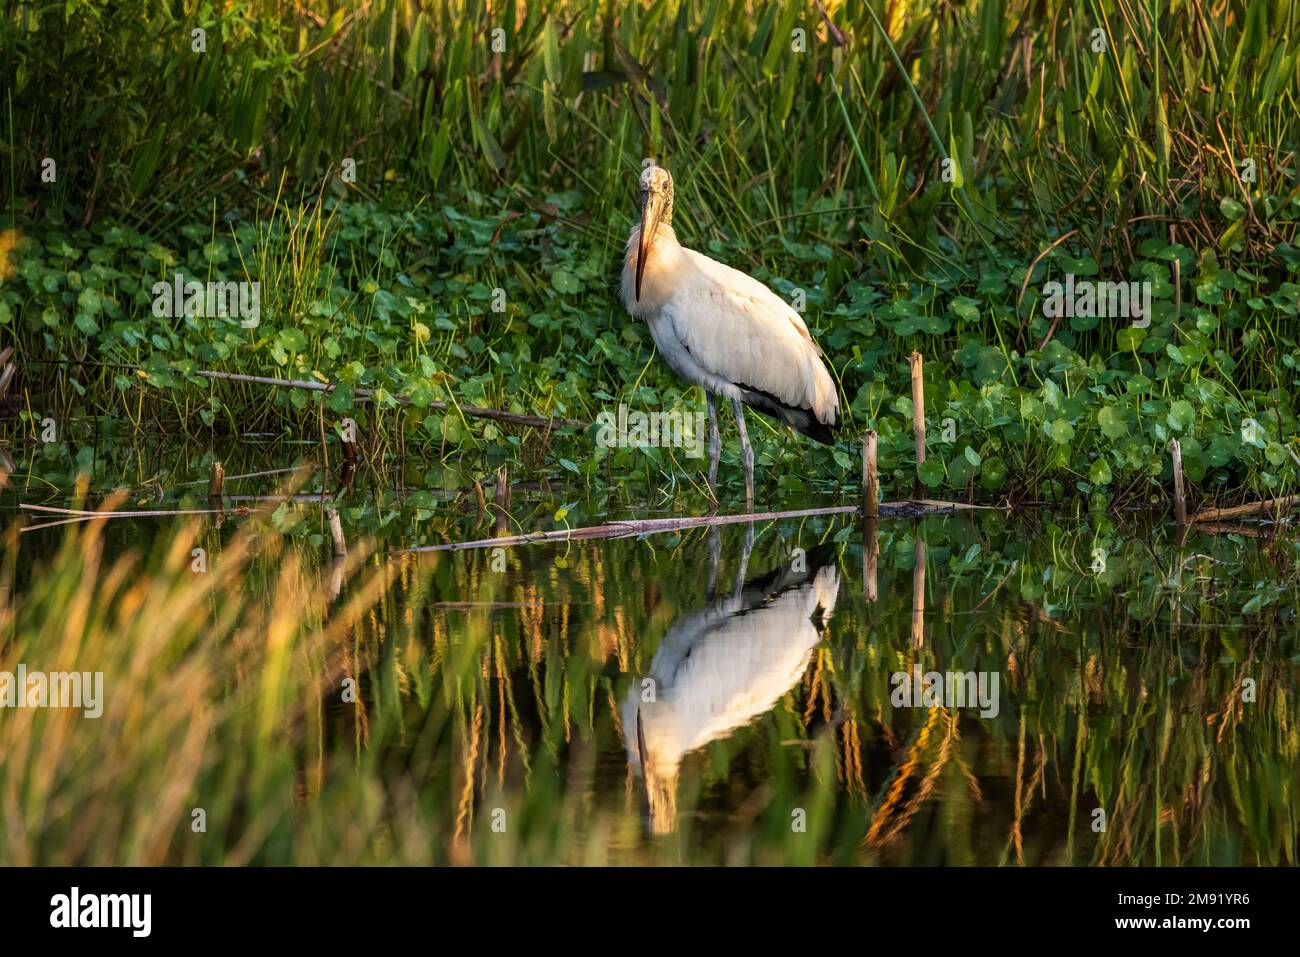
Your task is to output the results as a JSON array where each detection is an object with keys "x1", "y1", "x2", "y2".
[
  {"x1": 1, "y1": 510, "x2": 1295, "y2": 865},
  {"x1": 844, "y1": 516, "x2": 1300, "y2": 866}
]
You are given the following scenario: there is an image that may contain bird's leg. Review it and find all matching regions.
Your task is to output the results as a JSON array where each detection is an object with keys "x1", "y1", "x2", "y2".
[
  {"x1": 731, "y1": 397, "x2": 754, "y2": 509},
  {"x1": 733, "y1": 521, "x2": 755, "y2": 600},
  {"x1": 706, "y1": 525, "x2": 721, "y2": 601},
  {"x1": 705, "y1": 391, "x2": 721, "y2": 506}
]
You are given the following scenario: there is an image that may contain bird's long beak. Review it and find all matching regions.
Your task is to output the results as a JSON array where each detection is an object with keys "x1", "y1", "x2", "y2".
[
  {"x1": 636, "y1": 705, "x2": 676, "y2": 834},
  {"x1": 636, "y1": 707, "x2": 648, "y2": 775},
  {"x1": 635, "y1": 190, "x2": 666, "y2": 302}
]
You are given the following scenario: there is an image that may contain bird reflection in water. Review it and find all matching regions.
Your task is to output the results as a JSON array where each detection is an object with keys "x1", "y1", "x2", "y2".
[{"x1": 623, "y1": 528, "x2": 841, "y2": 834}]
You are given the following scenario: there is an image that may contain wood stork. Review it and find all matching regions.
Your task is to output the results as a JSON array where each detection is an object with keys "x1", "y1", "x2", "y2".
[
  {"x1": 622, "y1": 539, "x2": 840, "y2": 834},
  {"x1": 620, "y1": 165, "x2": 841, "y2": 506}
]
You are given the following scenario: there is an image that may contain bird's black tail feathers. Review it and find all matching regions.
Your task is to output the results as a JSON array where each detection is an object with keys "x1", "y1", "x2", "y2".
[{"x1": 736, "y1": 384, "x2": 839, "y2": 446}]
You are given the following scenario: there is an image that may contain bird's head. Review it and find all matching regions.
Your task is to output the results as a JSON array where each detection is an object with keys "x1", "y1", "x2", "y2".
[{"x1": 636, "y1": 165, "x2": 674, "y2": 302}]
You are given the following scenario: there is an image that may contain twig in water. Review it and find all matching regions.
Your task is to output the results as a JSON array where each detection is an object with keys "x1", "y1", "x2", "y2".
[{"x1": 1191, "y1": 495, "x2": 1300, "y2": 524}]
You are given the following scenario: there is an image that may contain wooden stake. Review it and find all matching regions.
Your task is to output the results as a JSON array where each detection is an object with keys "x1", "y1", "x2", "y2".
[
  {"x1": 208, "y1": 460, "x2": 224, "y2": 499},
  {"x1": 862, "y1": 429, "x2": 879, "y2": 518},
  {"x1": 495, "y1": 465, "x2": 511, "y2": 535},
  {"x1": 909, "y1": 352, "x2": 926, "y2": 485},
  {"x1": 326, "y1": 507, "x2": 347, "y2": 558},
  {"x1": 1170, "y1": 439, "x2": 1187, "y2": 526},
  {"x1": 911, "y1": 536, "x2": 926, "y2": 650},
  {"x1": 863, "y1": 518, "x2": 879, "y2": 603},
  {"x1": 208, "y1": 460, "x2": 225, "y2": 527}
]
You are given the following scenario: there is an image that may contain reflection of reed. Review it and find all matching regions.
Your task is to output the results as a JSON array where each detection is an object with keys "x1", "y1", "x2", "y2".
[
  {"x1": 863, "y1": 705, "x2": 947, "y2": 848},
  {"x1": 911, "y1": 536, "x2": 926, "y2": 650},
  {"x1": 453, "y1": 701, "x2": 485, "y2": 858},
  {"x1": 839, "y1": 717, "x2": 868, "y2": 799},
  {"x1": 863, "y1": 518, "x2": 878, "y2": 603}
]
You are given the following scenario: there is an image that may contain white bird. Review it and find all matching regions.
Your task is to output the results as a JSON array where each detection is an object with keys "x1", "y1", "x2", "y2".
[
  {"x1": 621, "y1": 164, "x2": 841, "y2": 506},
  {"x1": 622, "y1": 541, "x2": 840, "y2": 834}
]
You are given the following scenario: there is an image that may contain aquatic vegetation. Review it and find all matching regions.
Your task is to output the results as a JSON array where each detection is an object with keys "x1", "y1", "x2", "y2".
[{"x1": 4, "y1": 196, "x2": 1300, "y2": 508}]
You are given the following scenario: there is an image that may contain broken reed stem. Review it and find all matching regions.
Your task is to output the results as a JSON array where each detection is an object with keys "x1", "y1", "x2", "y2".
[
  {"x1": 909, "y1": 352, "x2": 925, "y2": 484},
  {"x1": 0, "y1": 345, "x2": 15, "y2": 400},
  {"x1": 20, "y1": 503, "x2": 236, "y2": 518},
  {"x1": 318, "y1": 397, "x2": 330, "y2": 504},
  {"x1": 1170, "y1": 439, "x2": 1187, "y2": 526},
  {"x1": 862, "y1": 429, "x2": 879, "y2": 518},
  {"x1": 326, "y1": 507, "x2": 347, "y2": 558},
  {"x1": 495, "y1": 466, "x2": 510, "y2": 510}
]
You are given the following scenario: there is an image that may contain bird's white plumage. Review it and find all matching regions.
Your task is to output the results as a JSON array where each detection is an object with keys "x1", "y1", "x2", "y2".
[
  {"x1": 623, "y1": 562, "x2": 840, "y2": 775},
  {"x1": 620, "y1": 556, "x2": 839, "y2": 833},
  {"x1": 621, "y1": 223, "x2": 839, "y2": 429}
]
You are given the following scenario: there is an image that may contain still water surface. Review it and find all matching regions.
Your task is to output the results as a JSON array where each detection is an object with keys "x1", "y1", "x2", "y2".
[{"x1": 4, "y1": 450, "x2": 1298, "y2": 865}]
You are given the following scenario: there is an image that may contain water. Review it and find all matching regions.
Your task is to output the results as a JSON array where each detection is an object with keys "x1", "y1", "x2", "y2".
[
  {"x1": 3, "y1": 447, "x2": 1298, "y2": 865},
  {"x1": 406, "y1": 511, "x2": 1297, "y2": 864}
]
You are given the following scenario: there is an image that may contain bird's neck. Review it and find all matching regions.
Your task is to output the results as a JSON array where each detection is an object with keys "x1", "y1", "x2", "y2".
[
  {"x1": 631, "y1": 221, "x2": 678, "y2": 250},
  {"x1": 623, "y1": 222, "x2": 685, "y2": 314}
]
